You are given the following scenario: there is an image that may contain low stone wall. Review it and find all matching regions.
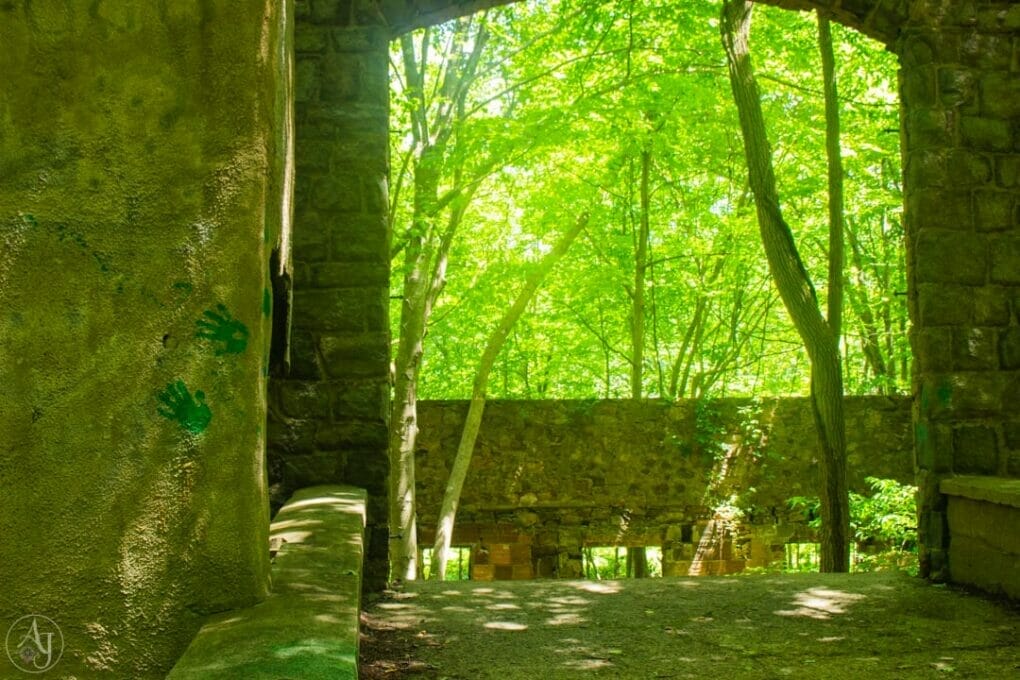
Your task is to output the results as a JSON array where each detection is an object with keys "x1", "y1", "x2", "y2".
[
  {"x1": 169, "y1": 486, "x2": 365, "y2": 678},
  {"x1": 415, "y1": 397, "x2": 913, "y2": 577},
  {"x1": 941, "y1": 476, "x2": 1020, "y2": 599}
]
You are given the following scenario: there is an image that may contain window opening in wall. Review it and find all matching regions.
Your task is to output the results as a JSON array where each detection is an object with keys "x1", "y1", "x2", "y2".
[
  {"x1": 421, "y1": 546, "x2": 472, "y2": 580},
  {"x1": 583, "y1": 546, "x2": 662, "y2": 579}
]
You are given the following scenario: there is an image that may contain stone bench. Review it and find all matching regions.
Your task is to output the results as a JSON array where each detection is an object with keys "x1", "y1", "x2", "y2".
[
  {"x1": 940, "y1": 475, "x2": 1020, "y2": 600},
  {"x1": 168, "y1": 485, "x2": 366, "y2": 679}
]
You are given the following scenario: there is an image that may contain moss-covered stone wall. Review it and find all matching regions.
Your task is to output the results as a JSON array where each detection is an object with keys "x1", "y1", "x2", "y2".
[
  {"x1": 414, "y1": 397, "x2": 912, "y2": 576},
  {"x1": 268, "y1": 0, "x2": 391, "y2": 591},
  {"x1": 0, "y1": 1, "x2": 291, "y2": 676}
]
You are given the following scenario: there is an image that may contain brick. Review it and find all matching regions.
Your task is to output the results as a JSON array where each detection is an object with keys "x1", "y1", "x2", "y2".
[
  {"x1": 972, "y1": 286, "x2": 1011, "y2": 325},
  {"x1": 938, "y1": 67, "x2": 977, "y2": 107},
  {"x1": 913, "y1": 326, "x2": 953, "y2": 371},
  {"x1": 907, "y1": 108, "x2": 953, "y2": 149},
  {"x1": 312, "y1": 172, "x2": 362, "y2": 213},
  {"x1": 901, "y1": 65, "x2": 937, "y2": 108},
  {"x1": 960, "y1": 32, "x2": 1013, "y2": 70},
  {"x1": 330, "y1": 213, "x2": 388, "y2": 263},
  {"x1": 330, "y1": 380, "x2": 388, "y2": 422}
]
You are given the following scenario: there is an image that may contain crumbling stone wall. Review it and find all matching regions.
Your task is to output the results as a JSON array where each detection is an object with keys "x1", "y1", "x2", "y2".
[
  {"x1": 414, "y1": 398, "x2": 912, "y2": 577},
  {"x1": 0, "y1": 1, "x2": 290, "y2": 676},
  {"x1": 269, "y1": 0, "x2": 391, "y2": 589}
]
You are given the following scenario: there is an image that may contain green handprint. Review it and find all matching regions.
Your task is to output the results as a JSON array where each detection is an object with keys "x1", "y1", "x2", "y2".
[
  {"x1": 195, "y1": 304, "x2": 249, "y2": 355},
  {"x1": 157, "y1": 380, "x2": 212, "y2": 434}
]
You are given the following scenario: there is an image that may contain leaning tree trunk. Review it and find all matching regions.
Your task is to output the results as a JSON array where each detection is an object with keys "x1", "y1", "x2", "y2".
[
  {"x1": 721, "y1": 0, "x2": 849, "y2": 572},
  {"x1": 431, "y1": 213, "x2": 589, "y2": 580}
]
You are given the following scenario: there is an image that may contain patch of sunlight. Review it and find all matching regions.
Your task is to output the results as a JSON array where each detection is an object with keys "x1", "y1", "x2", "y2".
[
  {"x1": 273, "y1": 530, "x2": 314, "y2": 543},
  {"x1": 204, "y1": 616, "x2": 244, "y2": 631},
  {"x1": 440, "y1": 606, "x2": 476, "y2": 613},
  {"x1": 314, "y1": 614, "x2": 344, "y2": 624},
  {"x1": 547, "y1": 596, "x2": 590, "y2": 606},
  {"x1": 563, "y1": 658, "x2": 613, "y2": 670},
  {"x1": 775, "y1": 588, "x2": 866, "y2": 619},
  {"x1": 483, "y1": 621, "x2": 528, "y2": 631},
  {"x1": 544, "y1": 612, "x2": 587, "y2": 626},
  {"x1": 273, "y1": 642, "x2": 354, "y2": 662},
  {"x1": 486, "y1": 603, "x2": 522, "y2": 611},
  {"x1": 441, "y1": 590, "x2": 462, "y2": 596},
  {"x1": 472, "y1": 588, "x2": 495, "y2": 594},
  {"x1": 378, "y1": 602, "x2": 414, "y2": 610},
  {"x1": 817, "y1": 636, "x2": 845, "y2": 643},
  {"x1": 574, "y1": 581, "x2": 621, "y2": 594}
]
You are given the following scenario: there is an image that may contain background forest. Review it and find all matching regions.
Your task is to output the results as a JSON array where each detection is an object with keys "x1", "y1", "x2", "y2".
[{"x1": 389, "y1": 0, "x2": 906, "y2": 403}]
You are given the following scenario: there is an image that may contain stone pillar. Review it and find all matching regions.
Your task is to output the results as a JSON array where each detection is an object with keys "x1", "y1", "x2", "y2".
[
  {"x1": 898, "y1": 1, "x2": 1020, "y2": 579},
  {"x1": 0, "y1": 1, "x2": 288, "y2": 676},
  {"x1": 271, "y1": 0, "x2": 391, "y2": 589}
]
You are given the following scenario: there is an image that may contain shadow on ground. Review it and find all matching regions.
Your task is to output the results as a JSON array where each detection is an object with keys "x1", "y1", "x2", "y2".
[{"x1": 360, "y1": 572, "x2": 1019, "y2": 679}]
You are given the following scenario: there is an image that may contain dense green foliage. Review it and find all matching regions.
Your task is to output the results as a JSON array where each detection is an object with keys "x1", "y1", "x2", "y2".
[{"x1": 390, "y1": 0, "x2": 905, "y2": 401}]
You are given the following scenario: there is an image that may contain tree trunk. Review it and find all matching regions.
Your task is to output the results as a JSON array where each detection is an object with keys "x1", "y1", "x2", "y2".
[
  {"x1": 721, "y1": 0, "x2": 849, "y2": 572},
  {"x1": 431, "y1": 213, "x2": 589, "y2": 579}
]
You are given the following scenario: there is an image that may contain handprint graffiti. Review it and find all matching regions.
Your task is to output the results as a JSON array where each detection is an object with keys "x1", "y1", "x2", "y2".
[
  {"x1": 195, "y1": 304, "x2": 249, "y2": 355},
  {"x1": 157, "y1": 380, "x2": 212, "y2": 434}
]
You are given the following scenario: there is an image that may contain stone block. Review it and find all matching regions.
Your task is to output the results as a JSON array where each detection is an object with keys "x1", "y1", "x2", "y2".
[
  {"x1": 905, "y1": 149, "x2": 945, "y2": 188},
  {"x1": 914, "y1": 230, "x2": 986, "y2": 284},
  {"x1": 287, "y1": 329, "x2": 323, "y2": 380},
  {"x1": 320, "y1": 332, "x2": 389, "y2": 378},
  {"x1": 311, "y1": 261, "x2": 388, "y2": 288},
  {"x1": 906, "y1": 108, "x2": 953, "y2": 149},
  {"x1": 309, "y1": 0, "x2": 352, "y2": 25},
  {"x1": 316, "y1": 420, "x2": 388, "y2": 451},
  {"x1": 294, "y1": 59, "x2": 320, "y2": 104},
  {"x1": 952, "y1": 326, "x2": 999, "y2": 369},
  {"x1": 914, "y1": 421, "x2": 954, "y2": 473},
  {"x1": 946, "y1": 149, "x2": 993, "y2": 186},
  {"x1": 1000, "y1": 327, "x2": 1020, "y2": 369},
  {"x1": 901, "y1": 65, "x2": 937, "y2": 108},
  {"x1": 953, "y1": 425, "x2": 999, "y2": 474},
  {"x1": 268, "y1": 417, "x2": 318, "y2": 457},
  {"x1": 995, "y1": 157, "x2": 1020, "y2": 189},
  {"x1": 292, "y1": 288, "x2": 385, "y2": 332},
  {"x1": 917, "y1": 283, "x2": 974, "y2": 326},
  {"x1": 295, "y1": 25, "x2": 328, "y2": 53},
  {"x1": 989, "y1": 234, "x2": 1020, "y2": 283},
  {"x1": 938, "y1": 67, "x2": 977, "y2": 107},
  {"x1": 971, "y1": 286, "x2": 1011, "y2": 325},
  {"x1": 908, "y1": 188, "x2": 972, "y2": 230},
  {"x1": 281, "y1": 452, "x2": 341, "y2": 489},
  {"x1": 330, "y1": 213, "x2": 389, "y2": 263},
  {"x1": 292, "y1": 212, "x2": 333, "y2": 262},
  {"x1": 331, "y1": 380, "x2": 388, "y2": 422},
  {"x1": 278, "y1": 380, "x2": 331, "y2": 419},
  {"x1": 342, "y1": 447, "x2": 389, "y2": 494},
  {"x1": 312, "y1": 172, "x2": 362, "y2": 213},
  {"x1": 960, "y1": 32, "x2": 1013, "y2": 70},
  {"x1": 974, "y1": 190, "x2": 1014, "y2": 231},
  {"x1": 980, "y1": 71, "x2": 1020, "y2": 119},
  {"x1": 961, "y1": 116, "x2": 1013, "y2": 152},
  {"x1": 946, "y1": 533, "x2": 1020, "y2": 599}
]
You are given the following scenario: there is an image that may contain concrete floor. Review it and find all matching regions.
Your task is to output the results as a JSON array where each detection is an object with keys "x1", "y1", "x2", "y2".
[{"x1": 361, "y1": 572, "x2": 1020, "y2": 679}]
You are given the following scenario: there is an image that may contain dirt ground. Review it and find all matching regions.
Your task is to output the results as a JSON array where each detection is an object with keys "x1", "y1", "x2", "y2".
[{"x1": 360, "y1": 572, "x2": 1019, "y2": 679}]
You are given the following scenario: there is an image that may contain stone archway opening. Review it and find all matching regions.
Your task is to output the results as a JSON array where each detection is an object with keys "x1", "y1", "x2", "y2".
[{"x1": 279, "y1": 0, "x2": 1020, "y2": 596}]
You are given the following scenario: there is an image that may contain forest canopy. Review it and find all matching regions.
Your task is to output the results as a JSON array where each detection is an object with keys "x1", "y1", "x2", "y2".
[{"x1": 388, "y1": 0, "x2": 906, "y2": 403}]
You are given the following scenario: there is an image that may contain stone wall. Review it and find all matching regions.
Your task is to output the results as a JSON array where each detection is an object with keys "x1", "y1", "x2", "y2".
[
  {"x1": 898, "y1": 0, "x2": 1020, "y2": 580},
  {"x1": 268, "y1": 0, "x2": 391, "y2": 590},
  {"x1": 0, "y1": 1, "x2": 289, "y2": 676},
  {"x1": 414, "y1": 397, "x2": 912, "y2": 577}
]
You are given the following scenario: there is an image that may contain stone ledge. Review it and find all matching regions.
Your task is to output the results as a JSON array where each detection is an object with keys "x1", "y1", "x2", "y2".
[
  {"x1": 940, "y1": 475, "x2": 1020, "y2": 508},
  {"x1": 168, "y1": 485, "x2": 366, "y2": 679}
]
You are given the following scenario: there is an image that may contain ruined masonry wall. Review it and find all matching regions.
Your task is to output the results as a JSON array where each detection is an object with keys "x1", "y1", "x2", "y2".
[{"x1": 414, "y1": 397, "x2": 912, "y2": 577}]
